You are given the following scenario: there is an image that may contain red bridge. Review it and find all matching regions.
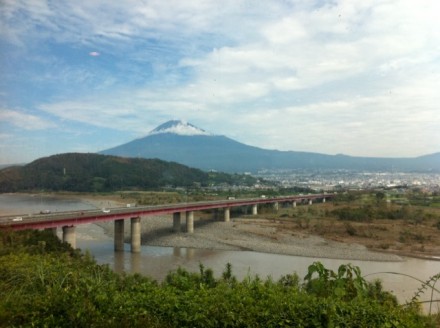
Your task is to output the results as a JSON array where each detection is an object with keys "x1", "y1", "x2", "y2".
[{"x1": 0, "y1": 193, "x2": 333, "y2": 253}]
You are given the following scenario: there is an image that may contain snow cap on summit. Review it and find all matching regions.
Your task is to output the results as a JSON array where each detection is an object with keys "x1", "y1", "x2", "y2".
[{"x1": 149, "y1": 120, "x2": 212, "y2": 136}]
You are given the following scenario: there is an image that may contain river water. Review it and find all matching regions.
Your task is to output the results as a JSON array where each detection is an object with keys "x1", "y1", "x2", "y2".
[{"x1": 2, "y1": 194, "x2": 440, "y2": 312}]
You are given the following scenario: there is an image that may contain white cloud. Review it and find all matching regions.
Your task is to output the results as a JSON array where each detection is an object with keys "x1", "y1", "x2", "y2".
[
  {"x1": 0, "y1": 109, "x2": 55, "y2": 130},
  {"x1": 225, "y1": 78, "x2": 440, "y2": 157},
  {"x1": 2, "y1": 0, "x2": 440, "y2": 161},
  {"x1": 39, "y1": 100, "x2": 139, "y2": 129}
]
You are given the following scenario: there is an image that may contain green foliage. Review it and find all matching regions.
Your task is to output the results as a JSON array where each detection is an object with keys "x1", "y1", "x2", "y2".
[
  {"x1": 344, "y1": 222, "x2": 357, "y2": 236},
  {"x1": 303, "y1": 262, "x2": 399, "y2": 308},
  {"x1": 333, "y1": 206, "x2": 374, "y2": 222},
  {"x1": 304, "y1": 262, "x2": 367, "y2": 300},
  {"x1": 332, "y1": 203, "x2": 434, "y2": 223},
  {"x1": 333, "y1": 191, "x2": 362, "y2": 203},
  {"x1": 376, "y1": 191, "x2": 386, "y2": 201},
  {"x1": 399, "y1": 229, "x2": 428, "y2": 243},
  {"x1": 408, "y1": 272, "x2": 440, "y2": 316},
  {"x1": 0, "y1": 230, "x2": 436, "y2": 327}
]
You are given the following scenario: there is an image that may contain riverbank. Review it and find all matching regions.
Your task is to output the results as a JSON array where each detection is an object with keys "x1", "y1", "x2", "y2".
[
  {"x1": 66, "y1": 194, "x2": 395, "y2": 261},
  {"x1": 2, "y1": 192, "x2": 436, "y2": 262},
  {"x1": 96, "y1": 214, "x2": 404, "y2": 262},
  {"x1": 77, "y1": 194, "x2": 412, "y2": 262}
]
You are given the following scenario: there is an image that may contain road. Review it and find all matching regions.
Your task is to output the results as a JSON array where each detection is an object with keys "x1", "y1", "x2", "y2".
[{"x1": 0, "y1": 194, "x2": 332, "y2": 231}]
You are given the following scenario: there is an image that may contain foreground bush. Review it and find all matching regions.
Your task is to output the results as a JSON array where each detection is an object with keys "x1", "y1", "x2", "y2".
[{"x1": 0, "y1": 230, "x2": 436, "y2": 327}]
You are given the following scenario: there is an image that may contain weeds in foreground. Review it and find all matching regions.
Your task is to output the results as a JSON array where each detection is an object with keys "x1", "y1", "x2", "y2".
[
  {"x1": 1, "y1": 229, "x2": 439, "y2": 327},
  {"x1": 364, "y1": 271, "x2": 440, "y2": 315}
]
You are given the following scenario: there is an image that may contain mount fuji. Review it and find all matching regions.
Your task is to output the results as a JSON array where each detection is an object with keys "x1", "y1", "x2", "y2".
[
  {"x1": 148, "y1": 120, "x2": 212, "y2": 136},
  {"x1": 100, "y1": 120, "x2": 273, "y2": 172},
  {"x1": 100, "y1": 120, "x2": 440, "y2": 173}
]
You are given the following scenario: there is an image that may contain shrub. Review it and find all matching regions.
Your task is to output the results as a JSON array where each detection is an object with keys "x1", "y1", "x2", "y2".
[
  {"x1": 345, "y1": 222, "x2": 357, "y2": 236},
  {"x1": 0, "y1": 231, "x2": 436, "y2": 327},
  {"x1": 333, "y1": 206, "x2": 373, "y2": 222}
]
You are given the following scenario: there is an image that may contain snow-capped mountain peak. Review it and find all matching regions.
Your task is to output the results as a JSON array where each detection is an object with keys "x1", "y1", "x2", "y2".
[{"x1": 149, "y1": 120, "x2": 212, "y2": 136}]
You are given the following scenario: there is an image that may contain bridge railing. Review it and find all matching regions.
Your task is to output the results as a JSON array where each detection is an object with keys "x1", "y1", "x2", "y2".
[{"x1": 0, "y1": 193, "x2": 334, "y2": 230}]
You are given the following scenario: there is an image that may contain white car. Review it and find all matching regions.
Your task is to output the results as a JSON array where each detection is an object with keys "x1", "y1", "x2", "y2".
[
  {"x1": 102, "y1": 208, "x2": 110, "y2": 213},
  {"x1": 12, "y1": 217, "x2": 23, "y2": 221}
]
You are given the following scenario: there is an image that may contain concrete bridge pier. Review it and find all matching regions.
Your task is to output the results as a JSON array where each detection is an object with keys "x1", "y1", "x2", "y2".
[
  {"x1": 323, "y1": 197, "x2": 326, "y2": 203},
  {"x1": 62, "y1": 225, "x2": 76, "y2": 249},
  {"x1": 308, "y1": 199, "x2": 313, "y2": 205},
  {"x1": 224, "y1": 207, "x2": 230, "y2": 222},
  {"x1": 114, "y1": 219, "x2": 125, "y2": 251},
  {"x1": 273, "y1": 202, "x2": 279, "y2": 211},
  {"x1": 252, "y1": 204, "x2": 258, "y2": 215},
  {"x1": 130, "y1": 217, "x2": 141, "y2": 253},
  {"x1": 173, "y1": 212, "x2": 181, "y2": 232},
  {"x1": 186, "y1": 211, "x2": 194, "y2": 233},
  {"x1": 292, "y1": 201, "x2": 297, "y2": 208}
]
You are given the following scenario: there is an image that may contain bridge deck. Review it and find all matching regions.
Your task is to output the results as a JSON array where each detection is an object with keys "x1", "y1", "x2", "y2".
[{"x1": 0, "y1": 194, "x2": 332, "y2": 231}]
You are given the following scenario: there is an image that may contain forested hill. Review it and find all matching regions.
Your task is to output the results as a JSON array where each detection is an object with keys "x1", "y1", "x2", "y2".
[{"x1": 0, "y1": 153, "x2": 256, "y2": 192}]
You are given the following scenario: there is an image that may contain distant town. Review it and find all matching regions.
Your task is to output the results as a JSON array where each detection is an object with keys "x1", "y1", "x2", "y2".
[{"x1": 254, "y1": 169, "x2": 440, "y2": 193}]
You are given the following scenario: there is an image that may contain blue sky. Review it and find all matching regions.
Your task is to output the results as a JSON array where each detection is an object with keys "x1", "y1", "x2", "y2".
[{"x1": 1, "y1": 0, "x2": 439, "y2": 165}]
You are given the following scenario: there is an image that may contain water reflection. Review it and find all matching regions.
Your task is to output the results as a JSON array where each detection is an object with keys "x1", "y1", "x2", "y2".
[
  {"x1": 75, "y1": 230, "x2": 440, "y2": 314},
  {"x1": 1, "y1": 193, "x2": 438, "y2": 313},
  {"x1": 131, "y1": 252, "x2": 141, "y2": 274},
  {"x1": 114, "y1": 251, "x2": 125, "y2": 273}
]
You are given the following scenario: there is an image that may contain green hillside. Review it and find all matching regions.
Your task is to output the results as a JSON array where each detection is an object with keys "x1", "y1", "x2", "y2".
[{"x1": 0, "y1": 153, "x2": 257, "y2": 192}]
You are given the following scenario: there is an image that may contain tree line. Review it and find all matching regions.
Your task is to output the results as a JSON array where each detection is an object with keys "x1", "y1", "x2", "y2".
[{"x1": 0, "y1": 153, "x2": 258, "y2": 192}]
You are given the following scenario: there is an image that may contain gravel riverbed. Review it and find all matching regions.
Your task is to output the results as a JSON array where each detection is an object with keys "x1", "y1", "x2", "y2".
[{"x1": 96, "y1": 214, "x2": 403, "y2": 262}]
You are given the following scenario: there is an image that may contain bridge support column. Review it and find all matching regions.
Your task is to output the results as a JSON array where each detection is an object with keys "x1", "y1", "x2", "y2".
[
  {"x1": 130, "y1": 217, "x2": 141, "y2": 253},
  {"x1": 186, "y1": 211, "x2": 194, "y2": 233},
  {"x1": 62, "y1": 225, "x2": 76, "y2": 249},
  {"x1": 323, "y1": 197, "x2": 326, "y2": 203},
  {"x1": 274, "y1": 202, "x2": 279, "y2": 211},
  {"x1": 292, "y1": 201, "x2": 297, "y2": 208},
  {"x1": 114, "y1": 219, "x2": 125, "y2": 251},
  {"x1": 224, "y1": 207, "x2": 230, "y2": 222},
  {"x1": 252, "y1": 204, "x2": 258, "y2": 215},
  {"x1": 308, "y1": 199, "x2": 313, "y2": 205},
  {"x1": 173, "y1": 212, "x2": 181, "y2": 232}
]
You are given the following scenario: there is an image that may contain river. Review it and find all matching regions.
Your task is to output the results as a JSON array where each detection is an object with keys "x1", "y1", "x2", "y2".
[{"x1": 1, "y1": 193, "x2": 440, "y2": 312}]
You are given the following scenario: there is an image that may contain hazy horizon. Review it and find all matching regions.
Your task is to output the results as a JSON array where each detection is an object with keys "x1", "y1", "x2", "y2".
[{"x1": 2, "y1": 118, "x2": 439, "y2": 167}]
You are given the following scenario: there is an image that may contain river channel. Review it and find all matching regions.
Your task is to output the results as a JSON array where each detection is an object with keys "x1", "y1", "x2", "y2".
[{"x1": 1, "y1": 193, "x2": 440, "y2": 312}]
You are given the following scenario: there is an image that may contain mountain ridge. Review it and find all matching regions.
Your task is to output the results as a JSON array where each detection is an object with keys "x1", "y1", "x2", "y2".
[
  {"x1": 0, "y1": 153, "x2": 258, "y2": 192},
  {"x1": 100, "y1": 120, "x2": 440, "y2": 173}
]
